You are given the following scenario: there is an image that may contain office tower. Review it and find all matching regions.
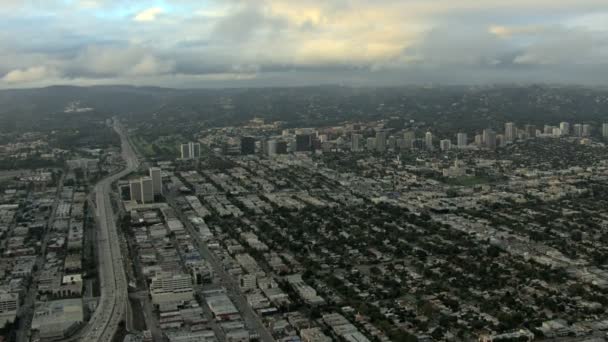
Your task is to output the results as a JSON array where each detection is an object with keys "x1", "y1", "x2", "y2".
[
  {"x1": 474, "y1": 134, "x2": 483, "y2": 146},
  {"x1": 457, "y1": 133, "x2": 467, "y2": 148},
  {"x1": 276, "y1": 141, "x2": 288, "y2": 154},
  {"x1": 366, "y1": 137, "x2": 376, "y2": 151},
  {"x1": 149, "y1": 167, "x2": 162, "y2": 196},
  {"x1": 524, "y1": 124, "x2": 536, "y2": 138},
  {"x1": 387, "y1": 136, "x2": 396, "y2": 150},
  {"x1": 582, "y1": 124, "x2": 592, "y2": 137},
  {"x1": 560, "y1": 122, "x2": 570, "y2": 135},
  {"x1": 241, "y1": 136, "x2": 256, "y2": 155},
  {"x1": 552, "y1": 127, "x2": 562, "y2": 137},
  {"x1": 603, "y1": 123, "x2": 608, "y2": 138},
  {"x1": 376, "y1": 130, "x2": 387, "y2": 152},
  {"x1": 543, "y1": 125, "x2": 553, "y2": 135},
  {"x1": 403, "y1": 131, "x2": 416, "y2": 149},
  {"x1": 267, "y1": 140, "x2": 277, "y2": 156},
  {"x1": 190, "y1": 142, "x2": 201, "y2": 158},
  {"x1": 573, "y1": 124, "x2": 583, "y2": 137},
  {"x1": 351, "y1": 134, "x2": 363, "y2": 151},
  {"x1": 295, "y1": 134, "x2": 312, "y2": 152},
  {"x1": 440, "y1": 139, "x2": 451, "y2": 151},
  {"x1": 180, "y1": 144, "x2": 191, "y2": 159},
  {"x1": 483, "y1": 129, "x2": 496, "y2": 149},
  {"x1": 130, "y1": 179, "x2": 142, "y2": 203},
  {"x1": 140, "y1": 177, "x2": 154, "y2": 204},
  {"x1": 497, "y1": 134, "x2": 505, "y2": 148},
  {"x1": 425, "y1": 131, "x2": 433, "y2": 150},
  {"x1": 505, "y1": 122, "x2": 516, "y2": 142}
]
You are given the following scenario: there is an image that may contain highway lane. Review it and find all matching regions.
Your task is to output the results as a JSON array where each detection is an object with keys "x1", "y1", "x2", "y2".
[{"x1": 71, "y1": 119, "x2": 140, "y2": 342}]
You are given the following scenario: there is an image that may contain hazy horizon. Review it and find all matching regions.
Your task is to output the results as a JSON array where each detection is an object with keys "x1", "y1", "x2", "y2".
[{"x1": 1, "y1": 0, "x2": 608, "y2": 89}]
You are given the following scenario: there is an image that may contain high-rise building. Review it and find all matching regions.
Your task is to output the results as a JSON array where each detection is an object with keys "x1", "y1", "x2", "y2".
[
  {"x1": 560, "y1": 122, "x2": 570, "y2": 135},
  {"x1": 603, "y1": 123, "x2": 608, "y2": 138},
  {"x1": 474, "y1": 134, "x2": 483, "y2": 146},
  {"x1": 180, "y1": 144, "x2": 191, "y2": 159},
  {"x1": 130, "y1": 179, "x2": 142, "y2": 203},
  {"x1": 505, "y1": 122, "x2": 516, "y2": 142},
  {"x1": 376, "y1": 130, "x2": 387, "y2": 152},
  {"x1": 140, "y1": 176, "x2": 154, "y2": 204},
  {"x1": 425, "y1": 131, "x2": 433, "y2": 150},
  {"x1": 483, "y1": 129, "x2": 496, "y2": 150},
  {"x1": 457, "y1": 133, "x2": 467, "y2": 148},
  {"x1": 149, "y1": 167, "x2": 162, "y2": 196},
  {"x1": 582, "y1": 124, "x2": 592, "y2": 137},
  {"x1": 267, "y1": 140, "x2": 277, "y2": 156},
  {"x1": 351, "y1": 134, "x2": 363, "y2": 151},
  {"x1": 573, "y1": 124, "x2": 583, "y2": 137},
  {"x1": 403, "y1": 131, "x2": 416, "y2": 149},
  {"x1": 366, "y1": 137, "x2": 376, "y2": 151},
  {"x1": 524, "y1": 124, "x2": 536, "y2": 138},
  {"x1": 497, "y1": 134, "x2": 505, "y2": 148},
  {"x1": 276, "y1": 141, "x2": 288, "y2": 154},
  {"x1": 295, "y1": 134, "x2": 312, "y2": 152},
  {"x1": 552, "y1": 127, "x2": 562, "y2": 137},
  {"x1": 387, "y1": 136, "x2": 396, "y2": 150},
  {"x1": 440, "y1": 139, "x2": 451, "y2": 151},
  {"x1": 190, "y1": 142, "x2": 201, "y2": 158},
  {"x1": 241, "y1": 136, "x2": 256, "y2": 155},
  {"x1": 543, "y1": 125, "x2": 553, "y2": 135}
]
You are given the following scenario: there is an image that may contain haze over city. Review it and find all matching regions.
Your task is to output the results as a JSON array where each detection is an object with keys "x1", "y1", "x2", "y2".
[{"x1": 1, "y1": 0, "x2": 608, "y2": 88}]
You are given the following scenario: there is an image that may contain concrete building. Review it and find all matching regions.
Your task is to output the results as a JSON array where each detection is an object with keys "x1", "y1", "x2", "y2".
[
  {"x1": 425, "y1": 131, "x2": 433, "y2": 150},
  {"x1": 140, "y1": 177, "x2": 154, "y2": 204},
  {"x1": 573, "y1": 124, "x2": 583, "y2": 137},
  {"x1": 375, "y1": 130, "x2": 387, "y2": 153},
  {"x1": 456, "y1": 133, "x2": 467, "y2": 148},
  {"x1": 241, "y1": 137, "x2": 256, "y2": 155},
  {"x1": 31, "y1": 299, "x2": 83, "y2": 340},
  {"x1": 180, "y1": 143, "x2": 191, "y2": 159},
  {"x1": 505, "y1": 122, "x2": 516, "y2": 142},
  {"x1": 403, "y1": 131, "x2": 416, "y2": 149},
  {"x1": 582, "y1": 124, "x2": 592, "y2": 137},
  {"x1": 366, "y1": 137, "x2": 375, "y2": 151},
  {"x1": 351, "y1": 134, "x2": 363, "y2": 152},
  {"x1": 130, "y1": 179, "x2": 142, "y2": 203},
  {"x1": 525, "y1": 124, "x2": 536, "y2": 138},
  {"x1": 295, "y1": 134, "x2": 313, "y2": 152},
  {"x1": 560, "y1": 122, "x2": 570, "y2": 135},
  {"x1": 149, "y1": 167, "x2": 162, "y2": 196},
  {"x1": 0, "y1": 291, "x2": 18, "y2": 326},
  {"x1": 440, "y1": 139, "x2": 451, "y2": 151},
  {"x1": 150, "y1": 273, "x2": 194, "y2": 310},
  {"x1": 483, "y1": 129, "x2": 496, "y2": 150},
  {"x1": 266, "y1": 140, "x2": 277, "y2": 156},
  {"x1": 603, "y1": 123, "x2": 608, "y2": 138}
]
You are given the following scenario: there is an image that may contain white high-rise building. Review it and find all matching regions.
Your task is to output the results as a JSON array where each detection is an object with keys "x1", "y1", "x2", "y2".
[
  {"x1": 457, "y1": 133, "x2": 467, "y2": 148},
  {"x1": 351, "y1": 134, "x2": 363, "y2": 151},
  {"x1": 190, "y1": 142, "x2": 201, "y2": 158},
  {"x1": 425, "y1": 131, "x2": 433, "y2": 150},
  {"x1": 505, "y1": 122, "x2": 516, "y2": 142},
  {"x1": 573, "y1": 124, "x2": 583, "y2": 137},
  {"x1": 149, "y1": 167, "x2": 162, "y2": 196},
  {"x1": 560, "y1": 122, "x2": 570, "y2": 135},
  {"x1": 552, "y1": 127, "x2": 562, "y2": 137},
  {"x1": 602, "y1": 123, "x2": 608, "y2": 138},
  {"x1": 440, "y1": 139, "x2": 451, "y2": 151},
  {"x1": 582, "y1": 124, "x2": 592, "y2": 137},
  {"x1": 129, "y1": 179, "x2": 142, "y2": 203},
  {"x1": 180, "y1": 144, "x2": 191, "y2": 159},
  {"x1": 267, "y1": 139, "x2": 277, "y2": 156},
  {"x1": 140, "y1": 176, "x2": 154, "y2": 204}
]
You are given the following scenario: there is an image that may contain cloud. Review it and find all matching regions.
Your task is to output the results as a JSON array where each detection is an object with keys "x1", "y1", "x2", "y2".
[
  {"x1": 2, "y1": 66, "x2": 56, "y2": 83},
  {"x1": 133, "y1": 7, "x2": 164, "y2": 22}
]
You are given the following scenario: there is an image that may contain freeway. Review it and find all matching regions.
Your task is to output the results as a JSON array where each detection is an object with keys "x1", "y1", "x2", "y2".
[{"x1": 73, "y1": 119, "x2": 140, "y2": 341}]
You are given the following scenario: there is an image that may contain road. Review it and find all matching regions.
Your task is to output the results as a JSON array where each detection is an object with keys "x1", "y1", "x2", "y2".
[
  {"x1": 71, "y1": 119, "x2": 140, "y2": 342},
  {"x1": 165, "y1": 192, "x2": 275, "y2": 342},
  {"x1": 15, "y1": 174, "x2": 65, "y2": 342}
]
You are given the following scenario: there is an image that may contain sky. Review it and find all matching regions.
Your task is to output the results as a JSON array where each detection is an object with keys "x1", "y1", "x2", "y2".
[{"x1": 0, "y1": 0, "x2": 607, "y2": 88}]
